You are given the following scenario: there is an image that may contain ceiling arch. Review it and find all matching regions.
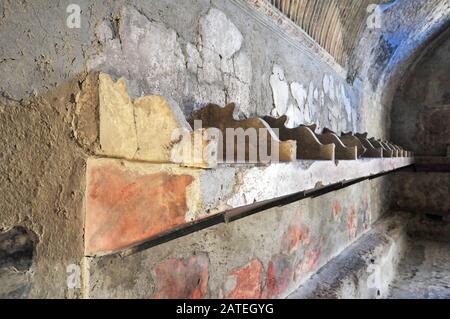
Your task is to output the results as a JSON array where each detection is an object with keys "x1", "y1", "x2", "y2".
[{"x1": 268, "y1": 0, "x2": 386, "y2": 66}]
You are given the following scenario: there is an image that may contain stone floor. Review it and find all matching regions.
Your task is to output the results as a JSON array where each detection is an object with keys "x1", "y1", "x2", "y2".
[{"x1": 388, "y1": 239, "x2": 450, "y2": 299}]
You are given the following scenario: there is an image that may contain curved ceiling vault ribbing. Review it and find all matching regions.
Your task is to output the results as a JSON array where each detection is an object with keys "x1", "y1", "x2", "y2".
[{"x1": 268, "y1": 0, "x2": 386, "y2": 66}]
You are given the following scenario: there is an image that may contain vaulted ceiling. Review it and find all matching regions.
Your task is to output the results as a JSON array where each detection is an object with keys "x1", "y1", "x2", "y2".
[{"x1": 268, "y1": 0, "x2": 386, "y2": 66}]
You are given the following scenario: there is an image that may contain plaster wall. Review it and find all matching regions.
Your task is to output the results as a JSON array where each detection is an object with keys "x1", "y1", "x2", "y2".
[{"x1": 0, "y1": 0, "x2": 439, "y2": 298}]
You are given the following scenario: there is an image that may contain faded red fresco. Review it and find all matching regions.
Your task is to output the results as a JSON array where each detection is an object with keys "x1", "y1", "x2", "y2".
[
  {"x1": 223, "y1": 259, "x2": 263, "y2": 299},
  {"x1": 294, "y1": 236, "x2": 324, "y2": 281},
  {"x1": 152, "y1": 254, "x2": 209, "y2": 299},
  {"x1": 348, "y1": 206, "x2": 358, "y2": 239},
  {"x1": 85, "y1": 161, "x2": 194, "y2": 254},
  {"x1": 363, "y1": 195, "x2": 370, "y2": 230},
  {"x1": 334, "y1": 200, "x2": 341, "y2": 218},
  {"x1": 281, "y1": 211, "x2": 310, "y2": 255},
  {"x1": 364, "y1": 195, "x2": 369, "y2": 207},
  {"x1": 262, "y1": 254, "x2": 293, "y2": 299}
]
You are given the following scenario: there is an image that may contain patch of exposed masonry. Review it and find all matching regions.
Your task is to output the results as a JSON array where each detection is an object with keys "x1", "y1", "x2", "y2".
[
  {"x1": 0, "y1": 226, "x2": 37, "y2": 298},
  {"x1": 269, "y1": 64, "x2": 355, "y2": 133},
  {"x1": 88, "y1": 6, "x2": 252, "y2": 118}
]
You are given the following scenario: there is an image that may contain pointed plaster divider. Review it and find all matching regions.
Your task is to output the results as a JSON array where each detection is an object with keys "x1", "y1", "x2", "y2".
[
  {"x1": 355, "y1": 133, "x2": 384, "y2": 158},
  {"x1": 99, "y1": 73, "x2": 138, "y2": 159},
  {"x1": 339, "y1": 131, "x2": 367, "y2": 158},
  {"x1": 189, "y1": 103, "x2": 297, "y2": 163},
  {"x1": 386, "y1": 142, "x2": 406, "y2": 157},
  {"x1": 368, "y1": 137, "x2": 394, "y2": 158},
  {"x1": 263, "y1": 116, "x2": 335, "y2": 160},
  {"x1": 379, "y1": 140, "x2": 398, "y2": 157},
  {"x1": 307, "y1": 125, "x2": 358, "y2": 160}
]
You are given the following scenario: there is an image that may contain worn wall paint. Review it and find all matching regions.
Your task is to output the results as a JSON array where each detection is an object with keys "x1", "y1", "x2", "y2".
[
  {"x1": 86, "y1": 178, "x2": 388, "y2": 299},
  {"x1": 0, "y1": 78, "x2": 86, "y2": 298},
  {"x1": 269, "y1": 64, "x2": 358, "y2": 132},
  {"x1": 152, "y1": 254, "x2": 209, "y2": 299},
  {"x1": 391, "y1": 34, "x2": 450, "y2": 156},
  {"x1": 389, "y1": 30, "x2": 450, "y2": 219},
  {"x1": 350, "y1": 0, "x2": 450, "y2": 139},
  {"x1": 89, "y1": 6, "x2": 253, "y2": 117},
  {"x1": 222, "y1": 259, "x2": 263, "y2": 299},
  {"x1": 85, "y1": 160, "x2": 195, "y2": 255},
  {"x1": 0, "y1": 0, "x2": 447, "y2": 298},
  {"x1": 391, "y1": 172, "x2": 450, "y2": 217}
]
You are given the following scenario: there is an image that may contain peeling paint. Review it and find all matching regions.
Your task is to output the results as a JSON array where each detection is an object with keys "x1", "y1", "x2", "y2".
[
  {"x1": 152, "y1": 254, "x2": 209, "y2": 299},
  {"x1": 281, "y1": 210, "x2": 310, "y2": 255},
  {"x1": 348, "y1": 206, "x2": 358, "y2": 239},
  {"x1": 262, "y1": 254, "x2": 293, "y2": 299},
  {"x1": 294, "y1": 237, "x2": 324, "y2": 281},
  {"x1": 222, "y1": 259, "x2": 263, "y2": 299},
  {"x1": 270, "y1": 64, "x2": 290, "y2": 117},
  {"x1": 85, "y1": 160, "x2": 195, "y2": 255}
]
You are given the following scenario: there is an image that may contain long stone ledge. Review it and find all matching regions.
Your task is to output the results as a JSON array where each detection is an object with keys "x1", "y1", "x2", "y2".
[{"x1": 85, "y1": 157, "x2": 414, "y2": 256}]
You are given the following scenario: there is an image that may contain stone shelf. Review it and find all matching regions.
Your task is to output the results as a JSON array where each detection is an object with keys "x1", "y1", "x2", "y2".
[{"x1": 84, "y1": 156, "x2": 414, "y2": 256}]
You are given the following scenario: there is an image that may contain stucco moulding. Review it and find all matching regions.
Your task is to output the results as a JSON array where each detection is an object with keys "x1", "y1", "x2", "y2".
[
  {"x1": 90, "y1": 73, "x2": 412, "y2": 166},
  {"x1": 188, "y1": 103, "x2": 297, "y2": 164},
  {"x1": 263, "y1": 116, "x2": 335, "y2": 160}
]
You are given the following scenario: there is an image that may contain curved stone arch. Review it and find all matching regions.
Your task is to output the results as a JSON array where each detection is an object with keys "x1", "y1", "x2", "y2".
[
  {"x1": 378, "y1": 12, "x2": 450, "y2": 114},
  {"x1": 389, "y1": 25, "x2": 450, "y2": 155}
]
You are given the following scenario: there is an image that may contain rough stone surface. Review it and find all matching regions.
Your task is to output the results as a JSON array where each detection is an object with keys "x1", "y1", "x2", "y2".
[
  {"x1": 0, "y1": 227, "x2": 36, "y2": 298},
  {"x1": 288, "y1": 212, "x2": 409, "y2": 299},
  {"x1": 85, "y1": 178, "x2": 385, "y2": 298},
  {"x1": 222, "y1": 259, "x2": 263, "y2": 299},
  {"x1": 391, "y1": 32, "x2": 450, "y2": 156},
  {"x1": 350, "y1": 0, "x2": 450, "y2": 139},
  {"x1": 152, "y1": 254, "x2": 209, "y2": 299},
  {"x1": 0, "y1": 78, "x2": 86, "y2": 298},
  {"x1": 89, "y1": 6, "x2": 187, "y2": 105},
  {"x1": 88, "y1": 5, "x2": 254, "y2": 117},
  {"x1": 391, "y1": 172, "x2": 450, "y2": 217},
  {"x1": 389, "y1": 239, "x2": 450, "y2": 299}
]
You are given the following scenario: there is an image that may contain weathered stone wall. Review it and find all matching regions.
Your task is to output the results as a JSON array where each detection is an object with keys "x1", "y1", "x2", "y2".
[
  {"x1": 390, "y1": 31, "x2": 450, "y2": 218},
  {"x1": 391, "y1": 33, "x2": 450, "y2": 156},
  {"x1": 0, "y1": 0, "x2": 370, "y2": 298},
  {"x1": 349, "y1": 0, "x2": 450, "y2": 140},
  {"x1": 348, "y1": 1, "x2": 450, "y2": 222},
  {"x1": 0, "y1": 0, "x2": 447, "y2": 298},
  {"x1": 391, "y1": 172, "x2": 450, "y2": 217},
  {"x1": 86, "y1": 179, "x2": 389, "y2": 299},
  {"x1": 0, "y1": 79, "x2": 87, "y2": 298},
  {"x1": 87, "y1": 3, "x2": 361, "y2": 133}
]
